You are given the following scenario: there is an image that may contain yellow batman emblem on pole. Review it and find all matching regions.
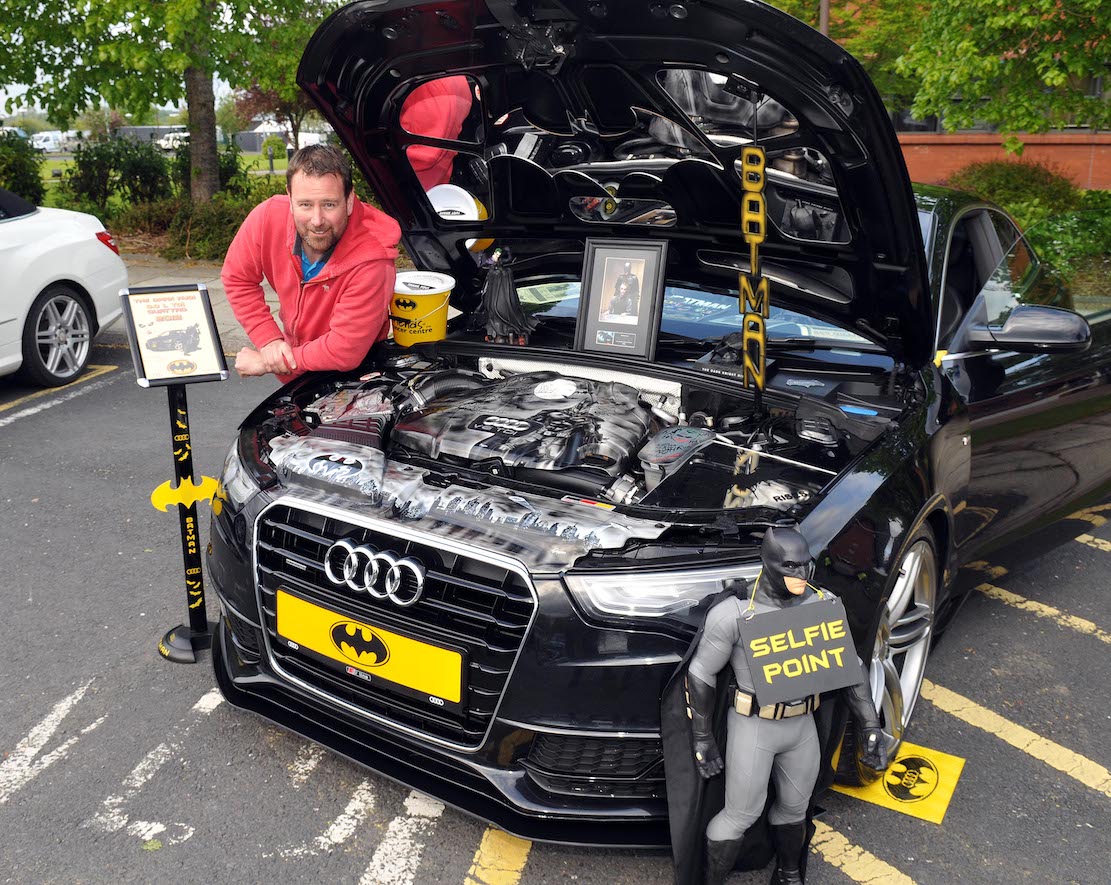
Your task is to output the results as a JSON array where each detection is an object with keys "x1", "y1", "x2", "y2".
[{"x1": 150, "y1": 476, "x2": 224, "y2": 514}]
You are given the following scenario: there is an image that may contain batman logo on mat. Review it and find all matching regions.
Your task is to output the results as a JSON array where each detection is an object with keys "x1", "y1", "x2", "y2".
[
  {"x1": 331, "y1": 621, "x2": 390, "y2": 667},
  {"x1": 394, "y1": 298, "x2": 418, "y2": 311}
]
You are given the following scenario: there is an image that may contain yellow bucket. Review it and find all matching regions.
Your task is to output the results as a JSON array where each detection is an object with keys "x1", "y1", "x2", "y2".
[{"x1": 390, "y1": 271, "x2": 455, "y2": 346}]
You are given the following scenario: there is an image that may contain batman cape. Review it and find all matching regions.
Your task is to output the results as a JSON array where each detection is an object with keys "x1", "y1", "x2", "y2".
[{"x1": 661, "y1": 582, "x2": 822, "y2": 885}]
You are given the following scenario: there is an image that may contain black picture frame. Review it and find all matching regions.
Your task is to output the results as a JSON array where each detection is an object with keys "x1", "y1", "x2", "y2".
[
  {"x1": 574, "y1": 238, "x2": 668, "y2": 360},
  {"x1": 120, "y1": 283, "x2": 229, "y2": 388}
]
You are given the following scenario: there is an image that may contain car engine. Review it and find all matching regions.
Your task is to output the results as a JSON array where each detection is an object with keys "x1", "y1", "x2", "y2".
[{"x1": 259, "y1": 355, "x2": 897, "y2": 542}]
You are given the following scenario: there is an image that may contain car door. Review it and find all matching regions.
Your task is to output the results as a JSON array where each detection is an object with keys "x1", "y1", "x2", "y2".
[
  {"x1": 0, "y1": 191, "x2": 36, "y2": 354},
  {"x1": 941, "y1": 210, "x2": 1111, "y2": 554}
]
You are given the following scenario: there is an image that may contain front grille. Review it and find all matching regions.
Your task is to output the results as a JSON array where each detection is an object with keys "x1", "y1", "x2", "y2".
[
  {"x1": 255, "y1": 502, "x2": 536, "y2": 748},
  {"x1": 527, "y1": 734, "x2": 664, "y2": 778},
  {"x1": 524, "y1": 734, "x2": 666, "y2": 800},
  {"x1": 225, "y1": 608, "x2": 262, "y2": 662}
]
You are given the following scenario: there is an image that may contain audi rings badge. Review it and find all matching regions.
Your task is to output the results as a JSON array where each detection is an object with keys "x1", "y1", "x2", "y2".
[{"x1": 323, "y1": 539, "x2": 426, "y2": 607}]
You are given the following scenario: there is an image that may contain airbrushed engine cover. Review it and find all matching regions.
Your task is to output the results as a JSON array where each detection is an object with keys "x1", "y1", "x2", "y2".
[{"x1": 391, "y1": 372, "x2": 652, "y2": 475}]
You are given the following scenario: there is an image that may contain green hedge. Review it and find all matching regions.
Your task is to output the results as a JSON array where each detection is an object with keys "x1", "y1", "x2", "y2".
[
  {"x1": 947, "y1": 159, "x2": 1081, "y2": 231},
  {"x1": 948, "y1": 159, "x2": 1108, "y2": 290},
  {"x1": 0, "y1": 131, "x2": 45, "y2": 203}
]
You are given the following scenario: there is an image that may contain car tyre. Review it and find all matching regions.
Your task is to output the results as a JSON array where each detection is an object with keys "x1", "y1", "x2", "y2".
[
  {"x1": 18, "y1": 284, "x2": 93, "y2": 387},
  {"x1": 836, "y1": 523, "x2": 937, "y2": 785}
]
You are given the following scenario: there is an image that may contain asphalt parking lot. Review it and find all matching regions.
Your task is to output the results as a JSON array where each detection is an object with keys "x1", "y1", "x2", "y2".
[{"x1": 2, "y1": 340, "x2": 1110, "y2": 885}]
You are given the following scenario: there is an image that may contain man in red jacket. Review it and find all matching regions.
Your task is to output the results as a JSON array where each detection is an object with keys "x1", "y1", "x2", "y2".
[{"x1": 222, "y1": 145, "x2": 401, "y2": 380}]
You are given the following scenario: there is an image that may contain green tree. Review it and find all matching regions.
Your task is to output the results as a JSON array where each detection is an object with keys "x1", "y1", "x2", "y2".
[
  {"x1": 216, "y1": 93, "x2": 254, "y2": 144},
  {"x1": 0, "y1": 130, "x2": 45, "y2": 202},
  {"x1": 0, "y1": 0, "x2": 310, "y2": 203},
  {"x1": 230, "y1": 3, "x2": 341, "y2": 149},
  {"x1": 76, "y1": 104, "x2": 127, "y2": 141},
  {"x1": 4, "y1": 109, "x2": 51, "y2": 135},
  {"x1": 898, "y1": 0, "x2": 1111, "y2": 141},
  {"x1": 771, "y1": 0, "x2": 927, "y2": 112}
]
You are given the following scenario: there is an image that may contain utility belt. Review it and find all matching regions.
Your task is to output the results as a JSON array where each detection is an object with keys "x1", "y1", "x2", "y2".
[{"x1": 734, "y1": 689, "x2": 819, "y2": 720}]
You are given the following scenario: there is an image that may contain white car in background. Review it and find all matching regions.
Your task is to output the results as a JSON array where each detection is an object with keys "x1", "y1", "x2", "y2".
[
  {"x1": 156, "y1": 131, "x2": 189, "y2": 151},
  {"x1": 0, "y1": 188, "x2": 128, "y2": 386}
]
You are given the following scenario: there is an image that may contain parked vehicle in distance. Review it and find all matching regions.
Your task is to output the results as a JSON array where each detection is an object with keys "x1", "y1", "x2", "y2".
[
  {"x1": 157, "y1": 131, "x2": 189, "y2": 151},
  {"x1": 206, "y1": 0, "x2": 1111, "y2": 847},
  {"x1": 31, "y1": 131, "x2": 63, "y2": 152},
  {"x1": 0, "y1": 188, "x2": 128, "y2": 385}
]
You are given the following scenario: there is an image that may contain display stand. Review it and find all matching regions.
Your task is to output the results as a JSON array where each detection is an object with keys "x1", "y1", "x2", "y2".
[{"x1": 119, "y1": 283, "x2": 229, "y2": 663}]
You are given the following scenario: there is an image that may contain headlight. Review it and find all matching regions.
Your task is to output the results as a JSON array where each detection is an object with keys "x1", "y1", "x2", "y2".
[
  {"x1": 219, "y1": 439, "x2": 261, "y2": 510},
  {"x1": 565, "y1": 561, "x2": 762, "y2": 627}
]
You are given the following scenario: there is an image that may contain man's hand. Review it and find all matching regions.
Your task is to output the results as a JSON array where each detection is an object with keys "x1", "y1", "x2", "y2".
[
  {"x1": 860, "y1": 726, "x2": 889, "y2": 772},
  {"x1": 259, "y1": 339, "x2": 297, "y2": 374},
  {"x1": 234, "y1": 347, "x2": 268, "y2": 377}
]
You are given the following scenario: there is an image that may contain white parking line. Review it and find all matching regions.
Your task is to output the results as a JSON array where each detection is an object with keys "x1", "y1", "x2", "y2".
[
  {"x1": 83, "y1": 689, "x2": 223, "y2": 845},
  {"x1": 0, "y1": 365, "x2": 120, "y2": 428},
  {"x1": 288, "y1": 742, "x2": 325, "y2": 788},
  {"x1": 359, "y1": 790, "x2": 445, "y2": 885},
  {"x1": 0, "y1": 681, "x2": 105, "y2": 805},
  {"x1": 270, "y1": 778, "x2": 377, "y2": 859}
]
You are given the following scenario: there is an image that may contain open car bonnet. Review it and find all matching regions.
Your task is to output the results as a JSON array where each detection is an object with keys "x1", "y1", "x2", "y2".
[{"x1": 299, "y1": 0, "x2": 932, "y2": 364}]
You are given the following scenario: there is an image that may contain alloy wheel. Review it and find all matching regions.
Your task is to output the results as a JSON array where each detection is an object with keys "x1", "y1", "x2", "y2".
[
  {"x1": 33, "y1": 291, "x2": 91, "y2": 382},
  {"x1": 869, "y1": 536, "x2": 936, "y2": 757}
]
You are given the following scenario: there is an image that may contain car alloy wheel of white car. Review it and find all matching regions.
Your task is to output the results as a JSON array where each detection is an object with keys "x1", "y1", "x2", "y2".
[{"x1": 23, "y1": 284, "x2": 93, "y2": 385}]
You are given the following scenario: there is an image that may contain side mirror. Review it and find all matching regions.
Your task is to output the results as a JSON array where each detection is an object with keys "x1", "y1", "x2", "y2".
[{"x1": 967, "y1": 304, "x2": 1091, "y2": 354}]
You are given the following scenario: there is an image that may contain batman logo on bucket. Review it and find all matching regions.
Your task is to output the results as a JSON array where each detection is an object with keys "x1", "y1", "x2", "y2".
[
  {"x1": 394, "y1": 298, "x2": 419, "y2": 311},
  {"x1": 331, "y1": 621, "x2": 390, "y2": 667}
]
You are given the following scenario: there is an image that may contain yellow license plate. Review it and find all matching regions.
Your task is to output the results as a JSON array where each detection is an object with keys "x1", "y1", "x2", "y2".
[{"x1": 276, "y1": 590, "x2": 463, "y2": 705}]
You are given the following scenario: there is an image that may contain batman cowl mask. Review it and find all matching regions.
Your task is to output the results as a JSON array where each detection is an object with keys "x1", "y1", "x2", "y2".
[{"x1": 756, "y1": 526, "x2": 815, "y2": 605}]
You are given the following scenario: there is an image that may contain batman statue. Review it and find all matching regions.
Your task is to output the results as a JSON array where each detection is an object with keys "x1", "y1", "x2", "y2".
[
  {"x1": 477, "y1": 246, "x2": 537, "y2": 345},
  {"x1": 661, "y1": 526, "x2": 889, "y2": 885}
]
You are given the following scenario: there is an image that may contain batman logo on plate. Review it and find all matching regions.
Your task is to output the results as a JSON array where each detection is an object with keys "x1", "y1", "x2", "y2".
[
  {"x1": 393, "y1": 298, "x2": 419, "y2": 311},
  {"x1": 331, "y1": 621, "x2": 390, "y2": 667},
  {"x1": 167, "y1": 359, "x2": 197, "y2": 375}
]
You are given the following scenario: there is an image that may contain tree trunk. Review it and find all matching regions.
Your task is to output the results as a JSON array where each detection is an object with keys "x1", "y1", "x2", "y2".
[{"x1": 184, "y1": 65, "x2": 219, "y2": 204}]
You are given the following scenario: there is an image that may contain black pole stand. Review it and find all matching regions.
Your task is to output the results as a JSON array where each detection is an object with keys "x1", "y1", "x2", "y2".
[{"x1": 157, "y1": 383, "x2": 213, "y2": 663}]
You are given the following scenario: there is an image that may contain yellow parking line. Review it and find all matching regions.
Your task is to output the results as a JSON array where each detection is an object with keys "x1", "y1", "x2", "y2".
[
  {"x1": 0, "y1": 364, "x2": 118, "y2": 414},
  {"x1": 1069, "y1": 504, "x2": 1111, "y2": 528},
  {"x1": 975, "y1": 582, "x2": 1111, "y2": 646},
  {"x1": 463, "y1": 827, "x2": 532, "y2": 885},
  {"x1": 964, "y1": 560, "x2": 1008, "y2": 579},
  {"x1": 810, "y1": 820, "x2": 916, "y2": 884},
  {"x1": 1076, "y1": 533, "x2": 1111, "y2": 553},
  {"x1": 921, "y1": 681, "x2": 1111, "y2": 799}
]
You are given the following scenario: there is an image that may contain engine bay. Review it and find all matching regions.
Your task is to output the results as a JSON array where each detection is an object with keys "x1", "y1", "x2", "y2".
[{"x1": 256, "y1": 346, "x2": 906, "y2": 529}]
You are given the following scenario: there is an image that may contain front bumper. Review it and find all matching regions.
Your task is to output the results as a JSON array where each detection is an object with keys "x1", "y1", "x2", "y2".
[{"x1": 208, "y1": 494, "x2": 684, "y2": 845}]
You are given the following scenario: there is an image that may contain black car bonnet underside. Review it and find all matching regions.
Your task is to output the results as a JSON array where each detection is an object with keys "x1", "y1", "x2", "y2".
[{"x1": 299, "y1": 0, "x2": 932, "y2": 363}]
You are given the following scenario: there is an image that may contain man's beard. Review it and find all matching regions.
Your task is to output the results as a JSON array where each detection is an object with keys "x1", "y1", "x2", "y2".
[{"x1": 299, "y1": 222, "x2": 343, "y2": 255}]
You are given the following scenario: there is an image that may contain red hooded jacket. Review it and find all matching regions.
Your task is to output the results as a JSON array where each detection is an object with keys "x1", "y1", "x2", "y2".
[
  {"x1": 222, "y1": 195, "x2": 401, "y2": 379},
  {"x1": 401, "y1": 76, "x2": 474, "y2": 190}
]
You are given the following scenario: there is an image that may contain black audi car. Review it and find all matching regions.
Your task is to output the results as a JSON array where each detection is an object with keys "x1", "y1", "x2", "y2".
[{"x1": 206, "y1": 0, "x2": 1110, "y2": 844}]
